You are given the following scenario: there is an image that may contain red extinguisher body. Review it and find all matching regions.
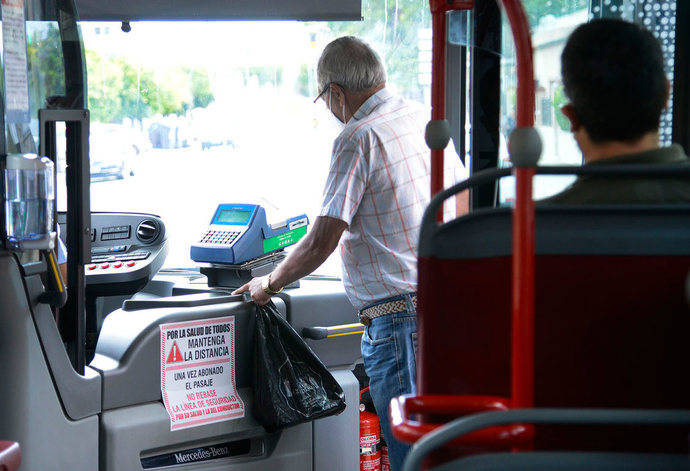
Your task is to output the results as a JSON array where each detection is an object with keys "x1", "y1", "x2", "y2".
[
  {"x1": 380, "y1": 442, "x2": 390, "y2": 471},
  {"x1": 360, "y1": 410, "x2": 381, "y2": 471}
]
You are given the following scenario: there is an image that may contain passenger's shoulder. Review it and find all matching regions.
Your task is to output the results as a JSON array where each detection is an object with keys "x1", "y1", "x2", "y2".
[
  {"x1": 538, "y1": 182, "x2": 589, "y2": 205},
  {"x1": 332, "y1": 127, "x2": 372, "y2": 161},
  {"x1": 337, "y1": 120, "x2": 378, "y2": 149},
  {"x1": 337, "y1": 97, "x2": 426, "y2": 147},
  {"x1": 361, "y1": 101, "x2": 425, "y2": 133},
  {"x1": 538, "y1": 190, "x2": 573, "y2": 206},
  {"x1": 334, "y1": 125, "x2": 368, "y2": 150}
]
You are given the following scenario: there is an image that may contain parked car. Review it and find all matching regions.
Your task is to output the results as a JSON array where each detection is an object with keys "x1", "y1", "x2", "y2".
[
  {"x1": 90, "y1": 124, "x2": 144, "y2": 181},
  {"x1": 56, "y1": 123, "x2": 146, "y2": 181}
]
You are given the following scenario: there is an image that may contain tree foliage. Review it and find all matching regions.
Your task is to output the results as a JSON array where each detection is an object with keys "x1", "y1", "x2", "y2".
[
  {"x1": 188, "y1": 68, "x2": 214, "y2": 109},
  {"x1": 295, "y1": 64, "x2": 310, "y2": 97},
  {"x1": 326, "y1": 0, "x2": 431, "y2": 101},
  {"x1": 26, "y1": 24, "x2": 65, "y2": 119},
  {"x1": 552, "y1": 85, "x2": 569, "y2": 131},
  {"x1": 86, "y1": 50, "x2": 214, "y2": 123},
  {"x1": 27, "y1": 22, "x2": 215, "y2": 125},
  {"x1": 246, "y1": 66, "x2": 283, "y2": 87},
  {"x1": 522, "y1": 0, "x2": 589, "y2": 26},
  {"x1": 323, "y1": 0, "x2": 590, "y2": 102}
]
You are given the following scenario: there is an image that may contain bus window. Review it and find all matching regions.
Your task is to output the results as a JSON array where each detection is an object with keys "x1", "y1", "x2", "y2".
[
  {"x1": 499, "y1": 0, "x2": 678, "y2": 205},
  {"x1": 77, "y1": 0, "x2": 442, "y2": 271},
  {"x1": 5, "y1": 16, "x2": 66, "y2": 157},
  {"x1": 26, "y1": 20, "x2": 66, "y2": 142}
]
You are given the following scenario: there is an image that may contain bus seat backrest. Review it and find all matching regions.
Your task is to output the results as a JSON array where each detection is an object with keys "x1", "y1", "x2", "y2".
[{"x1": 417, "y1": 206, "x2": 690, "y2": 452}]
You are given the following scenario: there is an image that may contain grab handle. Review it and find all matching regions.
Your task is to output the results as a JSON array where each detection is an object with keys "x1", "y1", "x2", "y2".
[
  {"x1": 302, "y1": 323, "x2": 364, "y2": 340},
  {"x1": 389, "y1": 394, "x2": 531, "y2": 447},
  {"x1": 402, "y1": 408, "x2": 690, "y2": 471},
  {"x1": 38, "y1": 249, "x2": 68, "y2": 308}
]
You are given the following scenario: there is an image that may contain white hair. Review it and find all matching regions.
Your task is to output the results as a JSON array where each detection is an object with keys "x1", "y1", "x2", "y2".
[{"x1": 317, "y1": 36, "x2": 387, "y2": 94}]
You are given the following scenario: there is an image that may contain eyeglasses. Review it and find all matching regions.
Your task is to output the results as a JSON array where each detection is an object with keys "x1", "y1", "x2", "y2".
[{"x1": 313, "y1": 82, "x2": 343, "y2": 103}]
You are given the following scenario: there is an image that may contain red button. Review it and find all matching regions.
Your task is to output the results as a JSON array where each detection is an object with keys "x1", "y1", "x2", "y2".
[
  {"x1": 126, "y1": 261, "x2": 135, "y2": 267},
  {"x1": 113, "y1": 262, "x2": 123, "y2": 268},
  {"x1": 100, "y1": 263, "x2": 110, "y2": 269},
  {"x1": 87, "y1": 264, "x2": 97, "y2": 270}
]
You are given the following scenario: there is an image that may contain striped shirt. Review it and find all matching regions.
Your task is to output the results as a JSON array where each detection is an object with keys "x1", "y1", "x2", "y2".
[{"x1": 320, "y1": 88, "x2": 463, "y2": 310}]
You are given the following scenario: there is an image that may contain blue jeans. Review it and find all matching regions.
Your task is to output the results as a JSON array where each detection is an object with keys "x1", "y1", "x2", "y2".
[{"x1": 361, "y1": 293, "x2": 417, "y2": 471}]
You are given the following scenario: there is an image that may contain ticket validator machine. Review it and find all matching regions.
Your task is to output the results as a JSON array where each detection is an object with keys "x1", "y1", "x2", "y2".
[
  {"x1": 190, "y1": 203, "x2": 309, "y2": 287},
  {"x1": 0, "y1": 0, "x2": 362, "y2": 468}
]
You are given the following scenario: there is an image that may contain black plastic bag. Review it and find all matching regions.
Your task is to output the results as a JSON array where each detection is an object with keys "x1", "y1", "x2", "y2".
[{"x1": 252, "y1": 301, "x2": 346, "y2": 432}]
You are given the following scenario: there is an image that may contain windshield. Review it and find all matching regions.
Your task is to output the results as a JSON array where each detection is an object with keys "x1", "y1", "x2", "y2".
[
  {"x1": 51, "y1": 0, "x2": 677, "y2": 270},
  {"x1": 77, "y1": 1, "x2": 452, "y2": 272}
]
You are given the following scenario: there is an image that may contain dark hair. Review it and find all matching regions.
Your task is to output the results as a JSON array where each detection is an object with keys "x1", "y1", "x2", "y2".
[{"x1": 561, "y1": 18, "x2": 667, "y2": 143}]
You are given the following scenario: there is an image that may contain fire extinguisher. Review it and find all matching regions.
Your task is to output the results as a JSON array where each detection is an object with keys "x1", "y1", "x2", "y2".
[
  {"x1": 360, "y1": 388, "x2": 381, "y2": 471},
  {"x1": 380, "y1": 436, "x2": 390, "y2": 471}
]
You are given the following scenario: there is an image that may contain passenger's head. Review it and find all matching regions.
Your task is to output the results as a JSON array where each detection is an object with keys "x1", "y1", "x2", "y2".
[
  {"x1": 560, "y1": 19, "x2": 668, "y2": 148},
  {"x1": 316, "y1": 36, "x2": 386, "y2": 123}
]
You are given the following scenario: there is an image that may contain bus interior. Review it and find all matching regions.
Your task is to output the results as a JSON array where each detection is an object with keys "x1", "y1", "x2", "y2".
[{"x1": 0, "y1": 0, "x2": 688, "y2": 470}]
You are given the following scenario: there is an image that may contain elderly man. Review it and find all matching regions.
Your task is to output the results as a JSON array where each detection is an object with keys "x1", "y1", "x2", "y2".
[{"x1": 234, "y1": 36, "x2": 443, "y2": 469}]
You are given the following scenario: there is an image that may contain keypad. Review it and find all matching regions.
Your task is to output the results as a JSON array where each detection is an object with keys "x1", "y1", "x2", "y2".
[{"x1": 199, "y1": 230, "x2": 240, "y2": 245}]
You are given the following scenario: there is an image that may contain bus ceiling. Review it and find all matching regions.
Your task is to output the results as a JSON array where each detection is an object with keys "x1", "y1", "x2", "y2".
[{"x1": 73, "y1": 0, "x2": 362, "y2": 22}]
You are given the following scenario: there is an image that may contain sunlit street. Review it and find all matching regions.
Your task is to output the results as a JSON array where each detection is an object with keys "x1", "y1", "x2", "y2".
[{"x1": 87, "y1": 129, "x2": 339, "y2": 271}]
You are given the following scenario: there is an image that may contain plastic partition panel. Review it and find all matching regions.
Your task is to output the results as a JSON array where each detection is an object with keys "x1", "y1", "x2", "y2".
[
  {"x1": 100, "y1": 400, "x2": 313, "y2": 471},
  {"x1": 313, "y1": 370, "x2": 360, "y2": 471},
  {"x1": 75, "y1": 0, "x2": 362, "y2": 21},
  {"x1": 24, "y1": 275, "x2": 101, "y2": 419},
  {"x1": 0, "y1": 254, "x2": 99, "y2": 470},
  {"x1": 91, "y1": 297, "x2": 271, "y2": 410}
]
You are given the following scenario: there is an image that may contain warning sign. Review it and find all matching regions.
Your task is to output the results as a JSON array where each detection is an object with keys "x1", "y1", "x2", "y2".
[
  {"x1": 167, "y1": 342, "x2": 183, "y2": 363},
  {"x1": 160, "y1": 316, "x2": 245, "y2": 431}
]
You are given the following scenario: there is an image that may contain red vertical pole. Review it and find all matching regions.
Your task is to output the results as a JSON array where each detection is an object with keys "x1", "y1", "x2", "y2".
[
  {"x1": 501, "y1": 0, "x2": 536, "y2": 410},
  {"x1": 511, "y1": 166, "x2": 535, "y2": 409},
  {"x1": 430, "y1": 11, "x2": 446, "y2": 210},
  {"x1": 428, "y1": 1, "x2": 474, "y2": 221}
]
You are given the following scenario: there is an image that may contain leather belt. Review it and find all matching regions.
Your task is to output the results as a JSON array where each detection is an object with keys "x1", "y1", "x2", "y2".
[{"x1": 359, "y1": 295, "x2": 417, "y2": 327}]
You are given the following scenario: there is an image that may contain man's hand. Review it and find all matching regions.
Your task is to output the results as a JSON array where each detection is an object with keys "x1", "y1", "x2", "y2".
[
  {"x1": 232, "y1": 277, "x2": 272, "y2": 305},
  {"x1": 232, "y1": 216, "x2": 347, "y2": 305}
]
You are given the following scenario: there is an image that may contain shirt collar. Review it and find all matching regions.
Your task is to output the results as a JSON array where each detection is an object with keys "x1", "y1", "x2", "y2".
[
  {"x1": 585, "y1": 144, "x2": 688, "y2": 166},
  {"x1": 352, "y1": 88, "x2": 394, "y2": 121}
]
